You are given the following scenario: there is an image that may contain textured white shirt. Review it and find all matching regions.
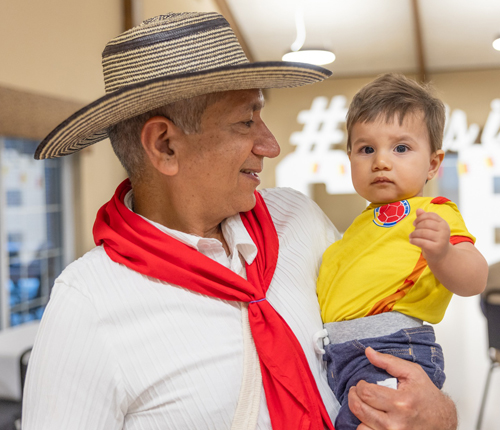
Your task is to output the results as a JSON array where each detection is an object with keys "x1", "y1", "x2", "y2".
[{"x1": 23, "y1": 187, "x2": 341, "y2": 430}]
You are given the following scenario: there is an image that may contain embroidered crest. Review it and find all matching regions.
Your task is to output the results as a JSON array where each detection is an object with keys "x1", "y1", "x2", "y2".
[{"x1": 373, "y1": 200, "x2": 410, "y2": 227}]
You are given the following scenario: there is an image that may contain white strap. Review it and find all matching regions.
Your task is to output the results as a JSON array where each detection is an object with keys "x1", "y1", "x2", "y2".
[
  {"x1": 312, "y1": 328, "x2": 330, "y2": 355},
  {"x1": 231, "y1": 303, "x2": 261, "y2": 430}
]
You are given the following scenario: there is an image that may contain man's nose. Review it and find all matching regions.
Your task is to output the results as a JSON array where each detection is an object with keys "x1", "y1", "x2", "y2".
[{"x1": 254, "y1": 122, "x2": 280, "y2": 159}]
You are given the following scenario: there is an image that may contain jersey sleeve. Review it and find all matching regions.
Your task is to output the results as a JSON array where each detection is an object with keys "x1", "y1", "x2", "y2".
[{"x1": 430, "y1": 197, "x2": 475, "y2": 245}]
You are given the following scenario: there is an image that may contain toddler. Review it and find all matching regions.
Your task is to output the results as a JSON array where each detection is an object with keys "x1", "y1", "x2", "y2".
[{"x1": 316, "y1": 74, "x2": 488, "y2": 429}]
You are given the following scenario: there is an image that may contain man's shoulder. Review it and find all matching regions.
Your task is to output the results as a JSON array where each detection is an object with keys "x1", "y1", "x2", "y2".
[
  {"x1": 55, "y1": 246, "x2": 128, "y2": 293},
  {"x1": 62, "y1": 245, "x2": 110, "y2": 273},
  {"x1": 259, "y1": 187, "x2": 320, "y2": 220},
  {"x1": 259, "y1": 187, "x2": 339, "y2": 242},
  {"x1": 259, "y1": 186, "x2": 313, "y2": 204}
]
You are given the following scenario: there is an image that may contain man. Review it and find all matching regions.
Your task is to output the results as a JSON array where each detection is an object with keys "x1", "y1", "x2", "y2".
[{"x1": 24, "y1": 12, "x2": 457, "y2": 430}]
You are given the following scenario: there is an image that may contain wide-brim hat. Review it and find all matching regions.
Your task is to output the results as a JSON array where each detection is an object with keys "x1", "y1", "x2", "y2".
[{"x1": 35, "y1": 12, "x2": 332, "y2": 160}]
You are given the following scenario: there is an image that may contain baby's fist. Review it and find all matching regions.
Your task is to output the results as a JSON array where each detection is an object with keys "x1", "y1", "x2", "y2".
[{"x1": 409, "y1": 209, "x2": 451, "y2": 263}]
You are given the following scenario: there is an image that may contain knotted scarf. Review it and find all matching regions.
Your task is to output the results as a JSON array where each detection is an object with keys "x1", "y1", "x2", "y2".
[{"x1": 93, "y1": 179, "x2": 334, "y2": 430}]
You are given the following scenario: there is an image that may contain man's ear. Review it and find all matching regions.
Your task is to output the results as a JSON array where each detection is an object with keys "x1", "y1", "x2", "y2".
[
  {"x1": 140, "y1": 116, "x2": 181, "y2": 176},
  {"x1": 427, "y1": 149, "x2": 445, "y2": 181}
]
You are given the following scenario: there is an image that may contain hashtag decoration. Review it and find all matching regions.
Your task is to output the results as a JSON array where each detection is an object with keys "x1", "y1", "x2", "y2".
[
  {"x1": 275, "y1": 95, "x2": 355, "y2": 196},
  {"x1": 290, "y1": 96, "x2": 348, "y2": 154}
]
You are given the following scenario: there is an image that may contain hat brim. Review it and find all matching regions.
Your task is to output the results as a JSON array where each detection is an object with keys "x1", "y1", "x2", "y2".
[{"x1": 35, "y1": 62, "x2": 331, "y2": 159}]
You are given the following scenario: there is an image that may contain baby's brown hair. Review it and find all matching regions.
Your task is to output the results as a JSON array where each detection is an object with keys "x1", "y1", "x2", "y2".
[{"x1": 346, "y1": 73, "x2": 445, "y2": 153}]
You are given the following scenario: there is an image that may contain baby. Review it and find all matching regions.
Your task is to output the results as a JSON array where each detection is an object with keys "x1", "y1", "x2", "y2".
[{"x1": 316, "y1": 73, "x2": 488, "y2": 429}]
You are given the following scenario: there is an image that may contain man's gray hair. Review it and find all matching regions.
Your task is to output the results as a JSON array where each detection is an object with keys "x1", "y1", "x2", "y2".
[{"x1": 107, "y1": 92, "x2": 226, "y2": 182}]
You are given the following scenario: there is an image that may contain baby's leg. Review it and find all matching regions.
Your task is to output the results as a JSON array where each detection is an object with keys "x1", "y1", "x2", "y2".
[
  {"x1": 324, "y1": 326, "x2": 445, "y2": 429},
  {"x1": 324, "y1": 342, "x2": 398, "y2": 429}
]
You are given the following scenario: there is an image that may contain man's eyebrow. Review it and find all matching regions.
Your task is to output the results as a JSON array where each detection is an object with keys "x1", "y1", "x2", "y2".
[
  {"x1": 254, "y1": 92, "x2": 265, "y2": 110},
  {"x1": 236, "y1": 92, "x2": 265, "y2": 114},
  {"x1": 252, "y1": 99, "x2": 265, "y2": 111}
]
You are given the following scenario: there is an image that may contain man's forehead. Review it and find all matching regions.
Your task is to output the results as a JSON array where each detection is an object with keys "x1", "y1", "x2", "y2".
[{"x1": 217, "y1": 89, "x2": 265, "y2": 111}]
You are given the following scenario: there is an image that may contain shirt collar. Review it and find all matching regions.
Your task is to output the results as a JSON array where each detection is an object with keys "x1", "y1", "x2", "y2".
[
  {"x1": 123, "y1": 190, "x2": 257, "y2": 265},
  {"x1": 222, "y1": 214, "x2": 258, "y2": 266}
]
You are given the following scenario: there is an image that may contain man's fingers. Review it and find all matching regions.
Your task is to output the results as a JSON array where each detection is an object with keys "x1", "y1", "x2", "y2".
[
  {"x1": 349, "y1": 385, "x2": 388, "y2": 430},
  {"x1": 356, "y1": 424, "x2": 375, "y2": 430},
  {"x1": 364, "y1": 347, "x2": 414, "y2": 380},
  {"x1": 351, "y1": 379, "x2": 399, "y2": 413},
  {"x1": 350, "y1": 348, "x2": 457, "y2": 430}
]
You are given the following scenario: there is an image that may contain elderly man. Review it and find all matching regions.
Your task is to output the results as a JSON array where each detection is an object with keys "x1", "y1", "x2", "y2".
[{"x1": 23, "y1": 12, "x2": 457, "y2": 430}]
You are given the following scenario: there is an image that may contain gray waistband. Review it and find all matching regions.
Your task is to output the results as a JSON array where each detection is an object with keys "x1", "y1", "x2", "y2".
[{"x1": 324, "y1": 312, "x2": 423, "y2": 345}]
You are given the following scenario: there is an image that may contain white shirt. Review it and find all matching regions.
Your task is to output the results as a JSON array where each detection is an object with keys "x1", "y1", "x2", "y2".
[{"x1": 22, "y1": 187, "x2": 341, "y2": 430}]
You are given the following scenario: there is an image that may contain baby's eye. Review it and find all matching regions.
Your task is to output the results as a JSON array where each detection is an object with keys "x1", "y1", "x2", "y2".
[
  {"x1": 395, "y1": 144, "x2": 409, "y2": 153},
  {"x1": 361, "y1": 146, "x2": 374, "y2": 154}
]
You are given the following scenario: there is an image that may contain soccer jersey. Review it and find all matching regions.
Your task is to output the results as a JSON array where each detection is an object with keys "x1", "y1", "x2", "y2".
[{"x1": 317, "y1": 196, "x2": 475, "y2": 324}]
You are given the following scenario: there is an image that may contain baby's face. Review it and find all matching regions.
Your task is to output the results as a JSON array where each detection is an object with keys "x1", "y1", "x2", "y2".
[{"x1": 348, "y1": 111, "x2": 443, "y2": 204}]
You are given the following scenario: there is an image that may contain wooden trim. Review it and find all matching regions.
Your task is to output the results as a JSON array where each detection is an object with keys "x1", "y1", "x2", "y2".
[
  {"x1": 411, "y1": 0, "x2": 427, "y2": 83},
  {"x1": 212, "y1": 0, "x2": 255, "y2": 62},
  {"x1": 123, "y1": 0, "x2": 134, "y2": 31},
  {"x1": 0, "y1": 85, "x2": 84, "y2": 141}
]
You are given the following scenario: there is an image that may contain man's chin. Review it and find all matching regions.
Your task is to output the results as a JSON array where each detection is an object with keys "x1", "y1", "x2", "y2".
[{"x1": 237, "y1": 194, "x2": 257, "y2": 214}]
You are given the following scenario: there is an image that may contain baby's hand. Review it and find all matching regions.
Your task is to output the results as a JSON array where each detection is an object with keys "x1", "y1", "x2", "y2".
[{"x1": 409, "y1": 208, "x2": 451, "y2": 263}]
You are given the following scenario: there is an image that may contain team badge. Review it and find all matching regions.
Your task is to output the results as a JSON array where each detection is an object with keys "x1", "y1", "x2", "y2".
[{"x1": 373, "y1": 200, "x2": 410, "y2": 227}]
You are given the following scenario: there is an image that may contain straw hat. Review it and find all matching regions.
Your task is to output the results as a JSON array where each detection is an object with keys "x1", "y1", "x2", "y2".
[{"x1": 35, "y1": 12, "x2": 332, "y2": 160}]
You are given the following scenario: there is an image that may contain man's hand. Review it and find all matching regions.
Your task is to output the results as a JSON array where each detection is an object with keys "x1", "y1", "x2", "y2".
[
  {"x1": 348, "y1": 347, "x2": 457, "y2": 430},
  {"x1": 409, "y1": 209, "x2": 451, "y2": 265}
]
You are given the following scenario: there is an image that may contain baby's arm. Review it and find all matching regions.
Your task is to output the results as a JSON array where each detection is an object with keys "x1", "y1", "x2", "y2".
[{"x1": 409, "y1": 208, "x2": 487, "y2": 296}]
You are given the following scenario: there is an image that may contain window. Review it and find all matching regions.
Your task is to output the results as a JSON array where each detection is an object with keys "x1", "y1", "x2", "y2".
[
  {"x1": 438, "y1": 152, "x2": 460, "y2": 206},
  {"x1": 494, "y1": 176, "x2": 500, "y2": 194},
  {"x1": 0, "y1": 137, "x2": 72, "y2": 328}
]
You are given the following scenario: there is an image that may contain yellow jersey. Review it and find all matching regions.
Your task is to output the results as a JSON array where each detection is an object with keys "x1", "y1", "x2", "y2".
[{"x1": 317, "y1": 197, "x2": 475, "y2": 324}]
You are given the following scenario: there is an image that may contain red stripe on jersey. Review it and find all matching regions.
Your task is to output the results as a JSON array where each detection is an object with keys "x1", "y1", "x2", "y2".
[
  {"x1": 366, "y1": 253, "x2": 428, "y2": 316},
  {"x1": 431, "y1": 196, "x2": 451, "y2": 205},
  {"x1": 450, "y1": 235, "x2": 474, "y2": 245}
]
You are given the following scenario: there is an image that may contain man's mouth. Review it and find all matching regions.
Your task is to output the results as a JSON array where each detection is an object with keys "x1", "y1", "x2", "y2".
[{"x1": 240, "y1": 169, "x2": 259, "y2": 178}]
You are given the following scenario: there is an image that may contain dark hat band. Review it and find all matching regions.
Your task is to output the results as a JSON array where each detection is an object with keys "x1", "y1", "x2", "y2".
[{"x1": 102, "y1": 17, "x2": 229, "y2": 58}]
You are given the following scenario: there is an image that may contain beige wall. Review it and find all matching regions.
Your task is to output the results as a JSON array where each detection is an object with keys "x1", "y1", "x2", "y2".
[
  {"x1": 1, "y1": 0, "x2": 121, "y2": 101},
  {"x1": 142, "y1": 0, "x2": 218, "y2": 20}
]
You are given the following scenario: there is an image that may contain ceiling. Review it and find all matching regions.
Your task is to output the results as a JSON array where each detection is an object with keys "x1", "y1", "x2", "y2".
[{"x1": 225, "y1": 0, "x2": 500, "y2": 78}]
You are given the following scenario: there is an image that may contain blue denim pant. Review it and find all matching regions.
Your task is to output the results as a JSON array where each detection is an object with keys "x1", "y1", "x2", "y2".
[{"x1": 323, "y1": 325, "x2": 446, "y2": 430}]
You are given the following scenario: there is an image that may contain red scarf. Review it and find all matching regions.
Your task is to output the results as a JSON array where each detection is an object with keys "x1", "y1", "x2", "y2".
[{"x1": 93, "y1": 179, "x2": 334, "y2": 430}]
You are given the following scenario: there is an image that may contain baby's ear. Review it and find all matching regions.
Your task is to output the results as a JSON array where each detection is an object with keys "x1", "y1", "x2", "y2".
[{"x1": 428, "y1": 150, "x2": 445, "y2": 180}]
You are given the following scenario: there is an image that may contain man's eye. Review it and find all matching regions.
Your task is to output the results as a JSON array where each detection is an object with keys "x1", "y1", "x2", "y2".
[
  {"x1": 395, "y1": 144, "x2": 408, "y2": 153},
  {"x1": 361, "y1": 146, "x2": 374, "y2": 154},
  {"x1": 243, "y1": 120, "x2": 254, "y2": 127}
]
